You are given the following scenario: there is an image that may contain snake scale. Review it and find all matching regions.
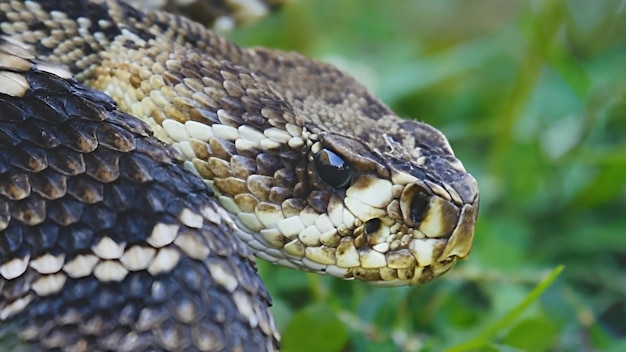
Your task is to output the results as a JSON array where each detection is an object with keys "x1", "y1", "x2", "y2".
[{"x1": 0, "y1": 0, "x2": 479, "y2": 350}]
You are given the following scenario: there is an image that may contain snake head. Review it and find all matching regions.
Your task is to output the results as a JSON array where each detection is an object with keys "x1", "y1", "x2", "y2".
[
  {"x1": 205, "y1": 109, "x2": 478, "y2": 286},
  {"x1": 163, "y1": 51, "x2": 482, "y2": 286},
  {"x1": 296, "y1": 123, "x2": 479, "y2": 286}
]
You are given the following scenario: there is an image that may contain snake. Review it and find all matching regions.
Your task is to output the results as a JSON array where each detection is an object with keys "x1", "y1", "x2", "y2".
[{"x1": 0, "y1": 0, "x2": 479, "y2": 350}]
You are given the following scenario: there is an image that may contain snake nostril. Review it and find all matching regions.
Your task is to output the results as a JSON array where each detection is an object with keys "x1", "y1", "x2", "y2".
[
  {"x1": 364, "y1": 218, "x2": 381, "y2": 235},
  {"x1": 410, "y1": 190, "x2": 430, "y2": 224}
]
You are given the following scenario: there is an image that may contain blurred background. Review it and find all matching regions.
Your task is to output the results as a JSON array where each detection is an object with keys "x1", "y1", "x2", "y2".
[{"x1": 226, "y1": 0, "x2": 626, "y2": 351}]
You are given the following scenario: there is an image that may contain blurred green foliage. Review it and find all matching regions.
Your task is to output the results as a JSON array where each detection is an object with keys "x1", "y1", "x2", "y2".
[{"x1": 229, "y1": 0, "x2": 626, "y2": 351}]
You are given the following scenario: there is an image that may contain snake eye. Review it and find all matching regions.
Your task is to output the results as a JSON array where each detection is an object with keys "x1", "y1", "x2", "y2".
[{"x1": 313, "y1": 148, "x2": 353, "y2": 189}]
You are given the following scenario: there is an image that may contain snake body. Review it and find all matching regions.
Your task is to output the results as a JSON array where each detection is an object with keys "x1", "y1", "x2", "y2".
[
  {"x1": 0, "y1": 0, "x2": 479, "y2": 350},
  {"x1": 0, "y1": 38, "x2": 277, "y2": 350}
]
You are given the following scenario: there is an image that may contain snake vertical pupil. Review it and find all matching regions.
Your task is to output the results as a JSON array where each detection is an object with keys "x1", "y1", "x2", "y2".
[
  {"x1": 313, "y1": 148, "x2": 353, "y2": 189},
  {"x1": 410, "y1": 190, "x2": 430, "y2": 224}
]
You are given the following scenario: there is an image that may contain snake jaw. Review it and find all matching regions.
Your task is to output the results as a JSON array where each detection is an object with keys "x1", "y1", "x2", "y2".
[{"x1": 335, "y1": 175, "x2": 477, "y2": 285}]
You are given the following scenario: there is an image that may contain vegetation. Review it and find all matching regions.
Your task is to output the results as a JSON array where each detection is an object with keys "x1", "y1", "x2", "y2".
[{"x1": 230, "y1": 0, "x2": 626, "y2": 351}]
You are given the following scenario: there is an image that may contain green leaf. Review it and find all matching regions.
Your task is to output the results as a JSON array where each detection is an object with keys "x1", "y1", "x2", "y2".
[
  {"x1": 281, "y1": 304, "x2": 348, "y2": 352},
  {"x1": 589, "y1": 322, "x2": 613, "y2": 350},
  {"x1": 607, "y1": 339, "x2": 626, "y2": 352},
  {"x1": 445, "y1": 265, "x2": 564, "y2": 352},
  {"x1": 502, "y1": 317, "x2": 557, "y2": 351}
]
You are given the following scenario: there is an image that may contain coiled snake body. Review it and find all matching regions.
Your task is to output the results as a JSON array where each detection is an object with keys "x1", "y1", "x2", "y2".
[{"x1": 0, "y1": 0, "x2": 479, "y2": 350}]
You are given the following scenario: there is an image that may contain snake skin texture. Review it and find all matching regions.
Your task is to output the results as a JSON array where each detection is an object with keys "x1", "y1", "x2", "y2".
[
  {"x1": 0, "y1": 0, "x2": 480, "y2": 349},
  {"x1": 126, "y1": 0, "x2": 287, "y2": 31},
  {"x1": 0, "y1": 38, "x2": 278, "y2": 350},
  {"x1": 0, "y1": 0, "x2": 479, "y2": 285}
]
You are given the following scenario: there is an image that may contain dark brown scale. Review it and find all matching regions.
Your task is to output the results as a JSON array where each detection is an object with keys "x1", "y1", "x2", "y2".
[
  {"x1": 134, "y1": 183, "x2": 172, "y2": 213},
  {"x1": 0, "y1": 123, "x2": 22, "y2": 147},
  {"x1": 30, "y1": 223, "x2": 60, "y2": 251},
  {"x1": 294, "y1": 160, "x2": 311, "y2": 188},
  {"x1": 1, "y1": 263, "x2": 35, "y2": 297},
  {"x1": 133, "y1": 137, "x2": 175, "y2": 164},
  {"x1": 241, "y1": 109, "x2": 271, "y2": 131},
  {"x1": 118, "y1": 153, "x2": 155, "y2": 182},
  {"x1": 62, "y1": 94, "x2": 111, "y2": 122},
  {"x1": 60, "y1": 224, "x2": 94, "y2": 252},
  {"x1": 0, "y1": 198, "x2": 8, "y2": 226},
  {"x1": 84, "y1": 151, "x2": 121, "y2": 182},
  {"x1": 59, "y1": 119, "x2": 100, "y2": 152},
  {"x1": 208, "y1": 137, "x2": 237, "y2": 160},
  {"x1": 0, "y1": 153, "x2": 8, "y2": 175},
  {"x1": 27, "y1": 69, "x2": 72, "y2": 92},
  {"x1": 223, "y1": 79, "x2": 246, "y2": 98},
  {"x1": 214, "y1": 176, "x2": 248, "y2": 196},
  {"x1": 293, "y1": 180, "x2": 309, "y2": 200},
  {"x1": 230, "y1": 155, "x2": 257, "y2": 178},
  {"x1": 108, "y1": 111, "x2": 153, "y2": 137},
  {"x1": 256, "y1": 153, "x2": 283, "y2": 176},
  {"x1": 161, "y1": 70, "x2": 182, "y2": 86},
  {"x1": 281, "y1": 198, "x2": 307, "y2": 217},
  {"x1": 240, "y1": 94, "x2": 265, "y2": 112},
  {"x1": 0, "y1": 102, "x2": 25, "y2": 123},
  {"x1": 10, "y1": 194, "x2": 46, "y2": 225},
  {"x1": 273, "y1": 167, "x2": 298, "y2": 187},
  {"x1": 29, "y1": 169, "x2": 67, "y2": 200},
  {"x1": 102, "y1": 182, "x2": 138, "y2": 212},
  {"x1": 198, "y1": 64, "x2": 226, "y2": 83},
  {"x1": 46, "y1": 197, "x2": 84, "y2": 226},
  {"x1": 268, "y1": 186, "x2": 292, "y2": 204},
  {"x1": 307, "y1": 190, "x2": 332, "y2": 215},
  {"x1": 24, "y1": 98, "x2": 70, "y2": 125},
  {"x1": 0, "y1": 171, "x2": 31, "y2": 200},
  {"x1": 217, "y1": 105, "x2": 246, "y2": 127},
  {"x1": 46, "y1": 146, "x2": 86, "y2": 175},
  {"x1": 191, "y1": 107, "x2": 221, "y2": 125},
  {"x1": 181, "y1": 67, "x2": 204, "y2": 80},
  {"x1": 80, "y1": 202, "x2": 118, "y2": 232},
  {"x1": 13, "y1": 121, "x2": 61, "y2": 148},
  {"x1": 67, "y1": 174, "x2": 105, "y2": 204},
  {"x1": 233, "y1": 142, "x2": 262, "y2": 161},
  {"x1": 278, "y1": 147, "x2": 301, "y2": 165},
  {"x1": 95, "y1": 122, "x2": 137, "y2": 151},
  {"x1": 0, "y1": 224, "x2": 23, "y2": 256},
  {"x1": 246, "y1": 175, "x2": 273, "y2": 200},
  {"x1": 8, "y1": 144, "x2": 48, "y2": 172},
  {"x1": 219, "y1": 94, "x2": 245, "y2": 113}
]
